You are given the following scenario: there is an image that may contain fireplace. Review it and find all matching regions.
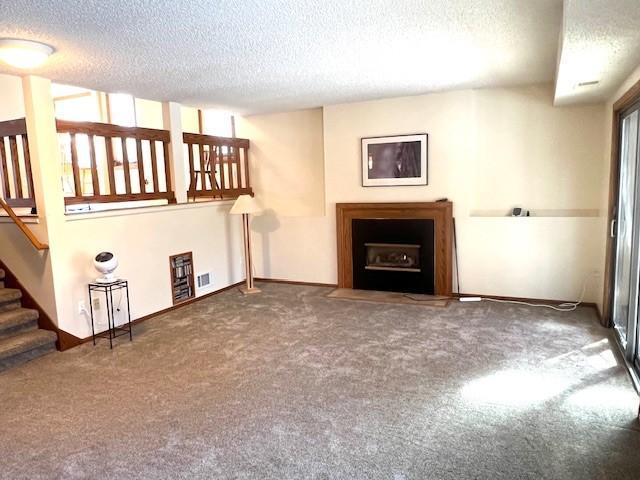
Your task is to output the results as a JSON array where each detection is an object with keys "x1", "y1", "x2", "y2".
[
  {"x1": 336, "y1": 202, "x2": 453, "y2": 296},
  {"x1": 352, "y1": 219, "x2": 435, "y2": 294}
]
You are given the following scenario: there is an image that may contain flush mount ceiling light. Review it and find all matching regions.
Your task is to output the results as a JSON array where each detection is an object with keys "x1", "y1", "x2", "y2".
[{"x1": 0, "y1": 38, "x2": 54, "y2": 69}]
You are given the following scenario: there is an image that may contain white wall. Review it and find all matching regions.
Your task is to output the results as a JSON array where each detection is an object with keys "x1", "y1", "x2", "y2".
[
  {"x1": 236, "y1": 108, "x2": 332, "y2": 282},
  {"x1": 0, "y1": 224, "x2": 56, "y2": 318},
  {"x1": 181, "y1": 106, "x2": 200, "y2": 134},
  {"x1": 55, "y1": 202, "x2": 244, "y2": 338},
  {"x1": 135, "y1": 98, "x2": 164, "y2": 129},
  {"x1": 236, "y1": 108, "x2": 325, "y2": 216},
  {"x1": 242, "y1": 85, "x2": 607, "y2": 303},
  {"x1": 0, "y1": 74, "x2": 26, "y2": 120}
]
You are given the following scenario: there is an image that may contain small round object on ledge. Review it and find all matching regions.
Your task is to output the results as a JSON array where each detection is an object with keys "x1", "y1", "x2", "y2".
[{"x1": 93, "y1": 252, "x2": 119, "y2": 284}]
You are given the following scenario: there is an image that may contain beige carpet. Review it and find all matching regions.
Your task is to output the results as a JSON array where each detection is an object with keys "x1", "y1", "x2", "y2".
[
  {"x1": 327, "y1": 288, "x2": 451, "y2": 307},
  {"x1": 0, "y1": 282, "x2": 638, "y2": 479}
]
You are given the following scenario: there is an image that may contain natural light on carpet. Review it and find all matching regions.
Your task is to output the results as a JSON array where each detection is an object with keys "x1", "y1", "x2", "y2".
[{"x1": 461, "y1": 369, "x2": 573, "y2": 407}]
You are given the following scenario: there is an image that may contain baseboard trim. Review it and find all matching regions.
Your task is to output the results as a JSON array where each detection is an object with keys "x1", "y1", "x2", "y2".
[
  {"x1": 455, "y1": 292, "x2": 599, "y2": 313},
  {"x1": 255, "y1": 277, "x2": 338, "y2": 288},
  {"x1": 58, "y1": 280, "x2": 245, "y2": 351}
]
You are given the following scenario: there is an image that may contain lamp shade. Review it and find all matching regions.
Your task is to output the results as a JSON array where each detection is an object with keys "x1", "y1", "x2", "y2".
[{"x1": 230, "y1": 194, "x2": 261, "y2": 215}]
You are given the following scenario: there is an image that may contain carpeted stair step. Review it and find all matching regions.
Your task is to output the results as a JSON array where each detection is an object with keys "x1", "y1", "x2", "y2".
[
  {"x1": 0, "y1": 288, "x2": 22, "y2": 313},
  {"x1": 0, "y1": 329, "x2": 57, "y2": 372},
  {"x1": 0, "y1": 308, "x2": 39, "y2": 338}
]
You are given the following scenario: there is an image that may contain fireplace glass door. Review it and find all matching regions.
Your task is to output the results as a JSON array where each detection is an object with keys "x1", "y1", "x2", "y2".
[
  {"x1": 352, "y1": 219, "x2": 434, "y2": 294},
  {"x1": 365, "y1": 243, "x2": 421, "y2": 272}
]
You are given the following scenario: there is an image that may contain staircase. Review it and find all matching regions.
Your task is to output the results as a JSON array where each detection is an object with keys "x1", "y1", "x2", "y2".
[{"x1": 0, "y1": 268, "x2": 57, "y2": 372}]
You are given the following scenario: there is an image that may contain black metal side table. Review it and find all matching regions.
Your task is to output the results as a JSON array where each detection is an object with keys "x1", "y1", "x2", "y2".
[{"x1": 88, "y1": 279, "x2": 132, "y2": 349}]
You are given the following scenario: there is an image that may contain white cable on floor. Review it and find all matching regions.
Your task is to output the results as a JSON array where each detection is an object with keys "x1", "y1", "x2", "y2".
[{"x1": 481, "y1": 272, "x2": 598, "y2": 312}]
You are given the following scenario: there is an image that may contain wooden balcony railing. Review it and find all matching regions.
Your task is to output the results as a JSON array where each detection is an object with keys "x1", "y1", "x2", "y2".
[
  {"x1": 56, "y1": 120, "x2": 176, "y2": 206},
  {"x1": 183, "y1": 132, "x2": 252, "y2": 200},
  {"x1": 0, "y1": 118, "x2": 36, "y2": 210}
]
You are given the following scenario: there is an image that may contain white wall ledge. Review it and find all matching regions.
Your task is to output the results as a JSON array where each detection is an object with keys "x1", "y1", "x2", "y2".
[
  {"x1": 469, "y1": 209, "x2": 601, "y2": 218},
  {"x1": 64, "y1": 199, "x2": 235, "y2": 222}
]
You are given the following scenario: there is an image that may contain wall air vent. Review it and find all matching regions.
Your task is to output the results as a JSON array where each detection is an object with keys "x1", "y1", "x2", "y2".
[{"x1": 196, "y1": 272, "x2": 212, "y2": 289}]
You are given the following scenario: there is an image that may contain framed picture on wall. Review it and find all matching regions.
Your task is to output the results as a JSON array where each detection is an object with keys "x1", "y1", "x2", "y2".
[{"x1": 361, "y1": 133, "x2": 428, "y2": 187}]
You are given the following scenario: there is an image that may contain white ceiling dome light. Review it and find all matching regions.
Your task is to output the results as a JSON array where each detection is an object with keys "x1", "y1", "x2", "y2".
[{"x1": 0, "y1": 38, "x2": 54, "y2": 69}]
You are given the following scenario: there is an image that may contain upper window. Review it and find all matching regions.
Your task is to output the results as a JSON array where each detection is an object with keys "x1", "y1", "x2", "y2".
[
  {"x1": 108, "y1": 93, "x2": 137, "y2": 127},
  {"x1": 53, "y1": 84, "x2": 100, "y2": 122},
  {"x1": 202, "y1": 109, "x2": 233, "y2": 137}
]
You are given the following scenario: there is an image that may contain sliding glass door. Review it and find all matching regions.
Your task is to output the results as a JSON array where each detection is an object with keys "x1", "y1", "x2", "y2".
[{"x1": 612, "y1": 103, "x2": 640, "y2": 373}]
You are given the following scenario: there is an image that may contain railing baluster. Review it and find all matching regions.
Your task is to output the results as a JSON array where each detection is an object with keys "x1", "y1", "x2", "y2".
[
  {"x1": 22, "y1": 134, "x2": 34, "y2": 199},
  {"x1": 228, "y1": 146, "x2": 235, "y2": 189},
  {"x1": 163, "y1": 141, "x2": 172, "y2": 195},
  {"x1": 207, "y1": 145, "x2": 215, "y2": 192},
  {"x1": 243, "y1": 147, "x2": 250, "y2": 190},
  {"x1": 209, "y1": 144, "x2": 220, "y2": 192},
  {"x1": 136, "y1": 139, "x2": 146, "y2": 194},
  {"x1": 150, "y1": 140, "x2": 159, "y2": 193},
  {"x1": 69, "y1": 133, "x2": 83, "y2": 198},
  {"x1": 0, "y1": 137, "x2": 9, "y2": 199},
  {"x1": 105, "y1": 136, "x2": 117, "y2": 195},
  {"x1": 218, "y1": 144, "x2": 226, "y2": 192},
  {"x1": 198, "y1": 143, "x2": 206, "y2": 192},
  {"x1": 121, "y1": 137, "x2": 131, "y2": 194},
  {"x1": 9, "y1": 136, "x2": 22, "y2": 198},
  {"x1": 88, "y1": 134, "x2": 100, "y2": 196},
  {"x1": 233, "y1": 146, "x2": 241, "y2": 189},
  {"x1": 187, "y1": 143, "x2": 195, "y2": 193}
]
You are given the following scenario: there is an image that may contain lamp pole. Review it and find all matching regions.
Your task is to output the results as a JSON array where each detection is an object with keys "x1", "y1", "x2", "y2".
[
  {"x1": 242, "y1": 212, "x2": 255, "y2": 292},
  {"x1": 230, "y1": 194, "x2": 261, "y2": 294}
]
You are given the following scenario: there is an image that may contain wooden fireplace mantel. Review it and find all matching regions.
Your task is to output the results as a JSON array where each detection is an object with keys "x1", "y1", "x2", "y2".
[{"x1": 336, "y1": 202, "x2": 453, "y2": 295}]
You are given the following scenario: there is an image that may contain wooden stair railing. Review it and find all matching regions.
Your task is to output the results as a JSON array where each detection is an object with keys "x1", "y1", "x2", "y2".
[
  {"x1": 0, "y1": 198, "x2": 48, "y2": 250},
  {"x1": 183, "y1": 132, "x2": 252, "y2": 200},
  {"x1": 56, "y1": 120, "x2": 176, "y2": 206},
  {"x1": 0, "y1": 118, "x2": 36, "y2": 210}
]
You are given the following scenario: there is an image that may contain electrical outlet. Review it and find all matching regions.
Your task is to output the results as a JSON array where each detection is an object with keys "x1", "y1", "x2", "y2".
[
  {"x1": 92, "y1": 297, "x2": 100, "y2": 310},
  {"x1": 78, "y1": 300, "x2": 86, "y2": 314}
]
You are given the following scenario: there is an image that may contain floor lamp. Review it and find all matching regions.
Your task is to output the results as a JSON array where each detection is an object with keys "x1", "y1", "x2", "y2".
[{"x1": 230, "y1": 194, "x2": 261, "y2": 294}]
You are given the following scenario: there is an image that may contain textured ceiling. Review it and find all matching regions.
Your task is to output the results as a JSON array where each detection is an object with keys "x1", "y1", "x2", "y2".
[
  {"x1": 0, "y1": 0, "x2": 563, "y2": 114},
  {"x1": 555, "y1": 0, "x2": 640, "y2": 105}
]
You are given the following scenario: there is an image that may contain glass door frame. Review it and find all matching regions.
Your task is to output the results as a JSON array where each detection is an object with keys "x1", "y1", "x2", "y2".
[
  {"x1": 605, "y1": 82, "x2": 640, "y2": 388},
  {"x1": 612, "y1": 105, "x2": 640, "y2": 354}
]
